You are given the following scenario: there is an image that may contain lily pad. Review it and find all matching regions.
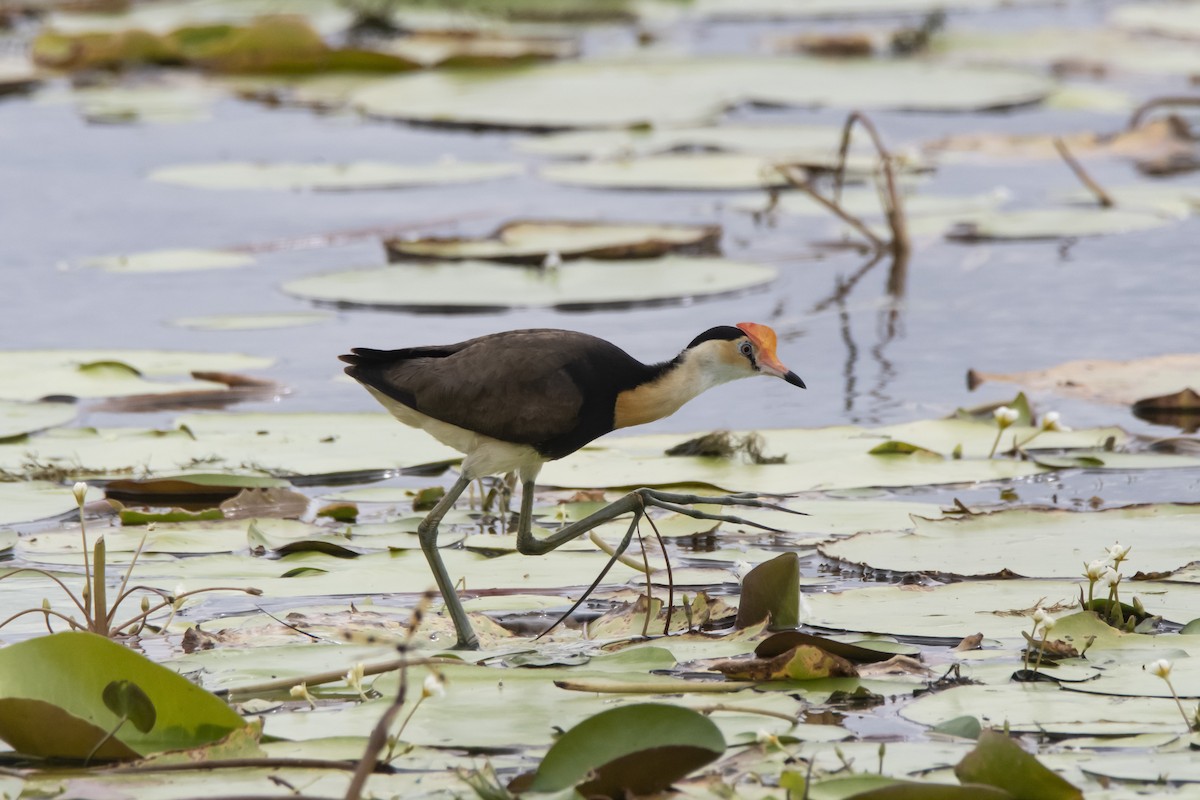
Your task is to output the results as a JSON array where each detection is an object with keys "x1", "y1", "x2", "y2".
[
  {"x1": 384, "y1": 220, "x2": 720, "y2": 264},
  {"x1": 282, "y1": 256, "x2": 777, "y2": 311},
  {"x1": 541, "y1": 153, "x2": 792, "y2": 191},
  {"x1": 148, "y1": 160, "x2": 522, "y2": 191},
  {"x1": 933, "y1": 28, "x2": 1200, "y2": 76},
  {"x1": 820, "y1": 504, "x2": 1200, "y2": 579},
  {"x1": 0, "y1": 350, "x2": 274, "y2": 402},
  {"x1": 0, "y1": 400, "x2": 76, "y2": 439},
  {"x1": 83, "y1": 248, "x2": 254, "y2": 274},
  {"x1": 947, "y1": 207, "x2": 1176, "y2": 241},
  {"x1": 969, "y1": 353, "x2": 1200, "y2": 405},
  {"x1": 1111, "y1": 2, "x2": 1200, "y2": 40},
  {"x1": 352, "y1": 57, "x2": 1053, "y2": 129},
  {"x1": 0, "y1": 481, "x2": 79, "y2": 525},
  {"x1": 171, "y1": 312, "x2": 334, "y2": 331}
]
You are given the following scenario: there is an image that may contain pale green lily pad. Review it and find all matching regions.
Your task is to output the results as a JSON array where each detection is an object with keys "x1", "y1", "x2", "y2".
[
  {"x1": 69, "y1": 80, "x2": 220, "y2": 124},
  {"x1": 282, "y1": 256, "x2": 777, "y2": 311},
  {"x1": 933, "y1": 29, "x2": 1200, "y2": 76},
  {"x1": 541, "y1": 153, "x2": 791, "y2": 191},
  {"x1": 1062, "y1": 658, "x2": 1200, "y2": 699},
  {"x1": 0, "y1": 400, "x2": 76, "y2": 439},
  {"x1": 0, "y1": 59, "x2": 39, "y2": 95},
  {"x1": 516, "y1": 123, "x2": 846, "y2": 159},
  {"x1": 0, "y1": 412, "x2": 458, "y2": 479},
  {"x1": 1062, "y1": 184, "x2": 1200, "y2": 217},
  {"x1": 947, "y1": 207, "x2": 1177, "y2": 241},
  {"x1": 385, "y1": 220, "x2": 719, "y2": 263},
  {"x1": 149, "y1": 160, "x2": 522, "y2": 191},
  {"x1": 804, "y1": 580, "x2": 1200, "y2": 640},
  {"x1": 1111, "y1": 2, "x2": 1200, "y2": 40},
  {"x1": 83, "y1": 248, "x2": 254, "y2": 274},
  {"x1": 736, "y1": 189, "x2": 1008, "y2": 220},
  {"x1": 352, "y1": 57, "x2": 1053, "y2": 129},
  {"x1": 820, "y1": 504, "x2": 1200, "y2": 579},
  {"x1": 684, "y1": 0, "x2": 1049, "y2": 18},
  {"x1": 47, "y1": 0, "x2": 355, "y2": 36},
  {"x1": 171, "y1": 311, "x2": 333, "y2": 331},
  {"x1": 1078, "y1": 753, "x2": 1200, "y2": 784},
  {"x1": 0, "y1": 482, "x2": 78, "y2": 525},
  {"x1": 539, "y1": 421, "x2": 1141, "y2": 494},
  {"x1": 901, "y1": 682, "x2": 1190, "y2": 735},
  {"x1": 0, "y1": 350, "x2": 274, "y2": 402}
]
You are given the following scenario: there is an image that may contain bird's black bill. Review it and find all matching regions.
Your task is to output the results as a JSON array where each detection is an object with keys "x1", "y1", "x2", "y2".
[{"x1": 784, "y1": 371, "x2": 806, "y2": 389}]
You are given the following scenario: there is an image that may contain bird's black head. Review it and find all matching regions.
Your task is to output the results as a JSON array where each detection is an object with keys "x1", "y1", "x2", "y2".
[{"x1": 686, "y1": 326, "x2": 745, "y2": 349}]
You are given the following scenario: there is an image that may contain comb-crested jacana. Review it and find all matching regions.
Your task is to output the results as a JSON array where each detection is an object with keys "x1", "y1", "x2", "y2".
[{"x1": 341, "y1": 322, "x2": 804, "y2": 648}]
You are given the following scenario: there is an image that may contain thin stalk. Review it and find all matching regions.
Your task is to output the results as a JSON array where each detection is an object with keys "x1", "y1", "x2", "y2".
[
  {"x1": 644, "y1": 514, "x2": 673, "y2": 636},
  {"x1": 636, "y1": 521, "x2": 652, "y2": 638},
  {"x1": 92, "y1": 538, "x2": 108, "y2": 636},
  {"x1": 1053, "y1": 137, "x2": 1114, "y2": 208}
]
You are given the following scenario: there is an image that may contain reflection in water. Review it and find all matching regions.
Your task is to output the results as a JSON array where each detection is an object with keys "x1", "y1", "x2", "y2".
[{"x1": 812, "y1": 252, "x2": 908, "y2": 424}]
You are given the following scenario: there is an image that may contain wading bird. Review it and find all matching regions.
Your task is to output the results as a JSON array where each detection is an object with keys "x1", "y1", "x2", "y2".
[{"x1": 341, "y1": 323, "x2": 804, "y2": 648}]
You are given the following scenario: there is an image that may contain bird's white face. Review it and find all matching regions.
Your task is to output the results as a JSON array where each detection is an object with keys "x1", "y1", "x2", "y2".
[{"x1": 700, "y1": 323, "x2": 806, "y2": 389}]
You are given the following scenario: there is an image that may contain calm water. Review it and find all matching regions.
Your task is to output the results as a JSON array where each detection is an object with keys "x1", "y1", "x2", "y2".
[{"x1": 1, "y1": 3, "x2": 1197, "y2": 449}]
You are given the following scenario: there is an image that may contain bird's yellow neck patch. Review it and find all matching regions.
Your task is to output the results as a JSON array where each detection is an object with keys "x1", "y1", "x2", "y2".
[{"x1": 613, "y1": 343, "x2": 736, "y2": 429}]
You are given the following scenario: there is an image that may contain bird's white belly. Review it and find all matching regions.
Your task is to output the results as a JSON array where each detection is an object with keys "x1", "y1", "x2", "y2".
[{"x1": 366, "y1": 387, "x2": 544, "y2": 481}]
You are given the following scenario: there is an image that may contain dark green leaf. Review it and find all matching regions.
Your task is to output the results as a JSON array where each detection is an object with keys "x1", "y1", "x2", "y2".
[
  {"x1": 528, "y1": 703, "x2": 724, "y2": 796},
  {"x1": 931, "y1": 715, "x2": 982, "y2": 739},
  {"x1": 101, "y1": 680, "x2": 157, "y2": 733},
  {"x1": 954, "y1": 730, "x2": 1082, "y2": 800},
  {"x1": 736, "y1": 552, "x2": 799, "y2": 629}
]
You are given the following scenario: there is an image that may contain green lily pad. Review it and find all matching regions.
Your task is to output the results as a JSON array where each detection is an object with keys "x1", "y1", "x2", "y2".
[
  {"x1": 0, "y1": 632, "x2": 245, "y2": 758},
  {"x1": 955, "y1": 730, "x2": 1082, "y2": 800},
  {"x1": 0, "y1": 481, "x2": 80, "y2": 525},
  {"x1": 969, "y1": 352, "x2": 1200, "y2": 406},
  {"x1": 0, "y1": 400, "x2": 76, "y2": 438},
  {"x1": 384, "y1": 220, "x2": 720, "y2": 264},
  {"x1": 83, "y1": 248, "x2": 254, "y2": 273},
  {"x1": 171, "y1": 311, "x2": 334, "y2": 330},
  {"x1": 1111, "y1": 2, "x2": 1200, "y2": 39},
  {"x1": 933, "y1": 28, "x2": 1200, "y2": 76},
  {"x1": 525, "y1": 703, "x2": 724, "y2": 795},
  {"x1": 0, "y1": 350, "x2": 273, "y2": 402},
  {"x1": 947, "y1": 207, "x2": 1176, "y2": 241},
  {"x1": 541, "y1": 153, "x2": 793, "y2": 191},
  {"x1": 149, "y1": 160, "x2": 522, "y2": 191},
  {"x1": 282, "y1": 256, "x2": 777, "y2": 311},
  {"x1": 820, "y1": 504, "x2": 1200, "y2": 579},
  {"x1": 352, "y1": 57, "x2": 1053, "y2": 129},
  {"x1": 688, "y1": 0, "x2": 1049, "y2": 18}
]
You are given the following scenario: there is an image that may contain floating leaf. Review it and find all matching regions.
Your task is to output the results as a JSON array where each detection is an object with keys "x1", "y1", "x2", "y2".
[
  {"x1": 736, "y1": 552, "x2": 799, "y2": 629},
  {"x1": 820, "y1": 504, "x2": 1200, "y2": 579},
  {"x1": 149, "y1": 160, "x2": 521, "y2": 191},
  {"x1": 0, "y1": 400, "x2": 76, "y2": 439},
  {"x1": 955, "y1": 730, "x2": 1083, "y2": 799},
  {"x1": 352, "y1": 57, "x2": 1052, "y2": 129},
  {"x1": 0, "y1": 632, "x2": 244, "y2": 757},
  {"x1": 524, "y1": 703, "x2": 724, "y2": 796},
  {"x1": 969, "y1": 353, "x2": 1200, "y2": 406},
  {"x1": 756, "y1": 631, "x2": 909, "y2": 663},
  {"x1": 171, "y1": 311, "x2": 334, "y2": 331},
  {"x1": 283, "y1": 256, "x2": 776, "y2": 311},
  {"x1": 711, "y1": 644, "x2": 858, "y2": 681},
  {"x1": 82, "y1": 248, "x2": 253, "y2": 273},
  {"x1": 384, "y1": 219, "x2": 720, "y2": 264},
  {"x1": 947, "y1": 207, "x2": 1175, "y2": 241}
]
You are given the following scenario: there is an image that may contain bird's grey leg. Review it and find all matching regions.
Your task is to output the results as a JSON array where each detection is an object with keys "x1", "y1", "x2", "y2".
[
  {"x1": 516, "y1": 487, "x2": 804, "y2": 556},
  {"x1": 416, "y1": 474, "x2": 477, "y2": 649}
]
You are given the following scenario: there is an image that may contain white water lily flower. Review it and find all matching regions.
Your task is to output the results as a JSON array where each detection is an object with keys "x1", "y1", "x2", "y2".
[
  {"x1": 72, "y1": 481, "x2": 88, "y2": 506},
  {"x1": 423, "y1": 672, "x2": 446, "y2": 699},
  {"x1": 1107, "y1": 542, "x2": 1132, "y2": 563},
  {"x1": 1040, "y1": 411, "x2": 1070, "y2": 432},
  {"x1": 344, "y1": 663, "x2": 366, "y2": 698},
  {"x1": 542, "y1": 250, "x2": 563, "y2": 269},
  {"x1": 1032, "y1": 608, "x2": 1047, "y2": 625},
  {"x1": 1084, "y1": 560, "x2": 1108, "y2": 581},
  {"x1": 1101, "y1": 567, "x2": 1121, "y2": 587},
  {"x1": 1039, "y1": 614, "x2": 1057, "y2": 634},
  {"x1": 290, "y1": 682, "x2": 316, "y2": 709},
  {"x1": 1147, "y1": 659, "x2": 1173, "y2": 680},
  {"x1": 993, "y1": 406, "x2": 1019, "y2": 429}
]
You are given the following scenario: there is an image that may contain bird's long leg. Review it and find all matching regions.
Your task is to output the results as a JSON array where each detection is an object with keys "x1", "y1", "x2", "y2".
[
  {"x1": 416, "y1": 474, "x2": 476, "y2": 649},
  {"x1": 516, "y1": 487, "x2": 803, "y2": 556},
  {"x1": 514, "y1": 486, "x2": 805, "y2": 636}
]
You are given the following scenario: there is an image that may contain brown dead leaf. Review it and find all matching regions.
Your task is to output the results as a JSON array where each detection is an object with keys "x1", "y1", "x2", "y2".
[
  {"x1": 926, "y1": 117, "x2": 1198, "y2": 175},
  {"x1": 1132, "y1": 388, "x2": 1200, "y2": 432},
  {"x1": 969, "y1": 353, "x2": 1200, "y2": 406},
  {"x1": 89, "y1": 371, "x2": 283, "y2": 412},
  {"x1": 856, "y1": 654, "x2": 933, "y2": 677},
  {"x1": 220, "y1": 487, "x2": 310, "y2": 520},
  {"x1": 955, "y1": 633, "x2": 984, "y2": 651},
  {"x1": 709, "y1": 644, "x2": 857, "y2": 681}
]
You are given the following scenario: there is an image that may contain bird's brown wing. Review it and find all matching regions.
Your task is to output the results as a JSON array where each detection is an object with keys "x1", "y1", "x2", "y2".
[{"x1": 342, "y1": 329, "x2": 627, "y2": 447}]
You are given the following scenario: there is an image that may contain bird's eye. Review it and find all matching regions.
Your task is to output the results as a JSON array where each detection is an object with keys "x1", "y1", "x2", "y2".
[{"x1": 738, "y1": 341, "x2": 753, "y2": 357}]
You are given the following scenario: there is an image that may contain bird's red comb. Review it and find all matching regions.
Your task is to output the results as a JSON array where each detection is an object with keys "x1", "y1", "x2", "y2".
[{"x1": 735, "y1": 322, "x2": 778, "y2": 355}]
